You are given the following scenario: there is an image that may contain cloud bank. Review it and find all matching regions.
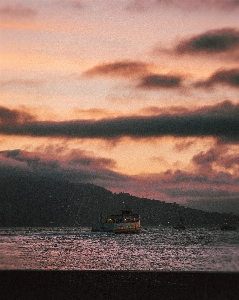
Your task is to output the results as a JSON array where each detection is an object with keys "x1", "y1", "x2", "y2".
[
  {"x1": 0, "y1": 101, "x2": 238, "y2": 143},
  {"x1": 0, "y1": 148, "x2": 125, "y2": 186}
]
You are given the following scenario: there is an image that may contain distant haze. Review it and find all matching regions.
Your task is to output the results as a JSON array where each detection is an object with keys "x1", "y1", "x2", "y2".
[{"x1": 185, "y1": 199, "x2": 239, "y2": 215}]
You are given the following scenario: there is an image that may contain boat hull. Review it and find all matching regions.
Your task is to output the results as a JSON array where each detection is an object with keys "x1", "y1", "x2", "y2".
[{"x1": 91, "y1": 222, "x2": 141, "y2": 234}]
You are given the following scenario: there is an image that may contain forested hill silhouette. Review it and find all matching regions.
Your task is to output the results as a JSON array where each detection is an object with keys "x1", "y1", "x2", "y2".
[{"x1": 1, "y1": 174, "x2": 238, "y2": 227}]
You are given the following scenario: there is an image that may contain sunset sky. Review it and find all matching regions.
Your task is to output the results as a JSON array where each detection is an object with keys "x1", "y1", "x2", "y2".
[{"x1": 1, "y1": 0, "x2": 239, "y2": 213}]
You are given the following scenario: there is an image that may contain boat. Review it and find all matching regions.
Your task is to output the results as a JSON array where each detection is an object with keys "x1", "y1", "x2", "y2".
[{"x1": 91, "y1": 210, "x2": 141, "y2": 233}]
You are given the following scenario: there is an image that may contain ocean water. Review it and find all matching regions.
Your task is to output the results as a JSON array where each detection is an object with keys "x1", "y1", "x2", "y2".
[{"x1": 1, "y1": 226, "x2": 239, "y2": 271}]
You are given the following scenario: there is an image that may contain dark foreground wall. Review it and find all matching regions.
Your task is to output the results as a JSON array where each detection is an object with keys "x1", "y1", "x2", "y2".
[{"x1": 1, "y1": 271, "x2": 239, "y2": 300}]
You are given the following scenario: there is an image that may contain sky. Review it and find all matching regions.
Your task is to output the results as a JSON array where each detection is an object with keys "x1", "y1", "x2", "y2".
[{"x1": 1, "y1": 0, "x2": 239, "y2": 213}]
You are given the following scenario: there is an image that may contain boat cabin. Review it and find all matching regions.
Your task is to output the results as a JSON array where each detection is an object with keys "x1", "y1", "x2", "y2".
[
  {"x1": 106, "y1": 210, "x2": 140, "y2": 223},
  {"x1": 92, "y1": 209, "x2": 141, "y2": 233}
]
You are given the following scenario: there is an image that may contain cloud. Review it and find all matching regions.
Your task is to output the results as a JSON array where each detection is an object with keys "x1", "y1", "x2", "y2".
[
  {"x1": 192, "y1": 148, "x2": 218, "y2": 173},
  {"x1": 0, "y1": 106, "x2": 35, "y2": 125},
  {"x1": 0, "y1": 148, "x2": 122, "y2": 186},
  {"x1": 173, "y1": 139, "x2": 196, "y2": 152},
  {"x1": 138, "y1": 74, "x2": 182, "y2": 89},
  {"x1": 0, "y1": 147, "x2": 116, "y2": 170},
  {"x1": 126, "y1": 0, "x2": 239, "y2": 12},
  {"x1": 0, "y1": 149, "x2": 60, "y2": 170},
  {"x1": 0, "y1": 4, "x2": 37, "y2": 19},
  {"x1": 83, "y1": 61, "x2": 183, "y2": 90},
  {"x1": 152, "y1": 169, "x2": 236, "y2": 185},
  {"x1": 125, "y1": 0, "x2": 155, "y2": 12},
  {"x1": 155, "y1": 0, "x2": 239, "y2": 10},
  {"x1": 195, "y1": 68, "x2": 239, "y2": 88},
  {"x1": 192, "y1": 144, "x2": 239, "y2": 173},
  {"x1": 0, "y1": 101, "x2": 238, "y2": 143},
  {"x1": 140, "y1": 106, "x2": 189, "y2": 116},
  {"x1": 175, "y1": 28, "x2": 239, "y2": 54},
  {"x1": 1, "y1": 79, "x2": 44, "y2": 88},
  {"x1": 83, "y1": 61, "x2": 150, "y2": 77},
  {"x1": 131, "y1": 169, "x2": 239, "y2": 204},
  {"x1": 57, "y1": 0, "x2": 84, "y2": 10},
  {"x1": 68, "y1": 156, "x2": 116, "y2": 169}
]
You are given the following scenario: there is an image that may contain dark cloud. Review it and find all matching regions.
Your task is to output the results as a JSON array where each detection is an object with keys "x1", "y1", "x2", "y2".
[
  {"x1": 0, "y1": 149, "x2": 124, "y2": 186},
  {"x1": 0, "y1": 101, "x2": 238, "y2": 143},
  {"x1": 0, "y1": 106, "x2": 35, "y2": 125},
  {"x1": 192, "y1": 145, "x2": 239, "y2": 171},
  {"x1": 84, "y1": 61, "x2": 183, "y2": 90},
  {"x1": 193, "y1": 148, "x2": 218, "y2": 167},
  {"x1": 68, "y1": 157, "x2": 116, "y2": 168},
  {"x1": 0, "y1": 148, "x2": 116, "y2": 170},
  {"x1": 0, "y1": 149, "x2": 60, "y2": 170},
  {"x1": 195, "y1": 69, "x2": 239, "y2": 88},
  {"x1": 83, "y1": 61, "x2": 149, "y2": 77},
  {"x1": 159, "y1": 169, "x2": 236, "y2": 185},
  {"x1": 160, "y1": 170, "x2": 209, "y2": 184},
  {"x1": 175, "y1": 28, "x2": 239, "y2": 54},
  {"x1": 133, "y1": 170, "x2": 239, "y2": 208},
  {"x1": 138, "y1": 74, "x2": 182, "y2": 89},
  {"x1": 0, "y1": 4, "x2": 37, "y2": 18}
]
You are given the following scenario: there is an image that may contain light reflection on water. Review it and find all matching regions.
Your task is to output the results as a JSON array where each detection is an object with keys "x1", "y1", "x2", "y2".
[{"x1": 0, "y1": 227, "x2": 239, "y2": 271}]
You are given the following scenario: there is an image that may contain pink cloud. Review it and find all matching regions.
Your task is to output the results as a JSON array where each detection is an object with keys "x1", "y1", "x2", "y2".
[
  {"x1": 83, "y1": 60, "x2": 149, "y2": 78},
  {"x1": 126, "y1": 0, "x2": 239, "y2": 12},
  {"x1": 0, "y1": 4, "x2": 37, "y2": 18}
]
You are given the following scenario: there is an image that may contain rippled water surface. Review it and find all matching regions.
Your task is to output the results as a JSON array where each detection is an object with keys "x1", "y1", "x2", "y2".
[{"x1": 1, "y1": 227, "x2": 239, "y2": 271}]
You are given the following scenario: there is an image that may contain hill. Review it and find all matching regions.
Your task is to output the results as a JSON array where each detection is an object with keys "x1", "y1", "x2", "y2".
[{"x1": 0, "y1": 174, "x2": 238, "y2": 227}]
